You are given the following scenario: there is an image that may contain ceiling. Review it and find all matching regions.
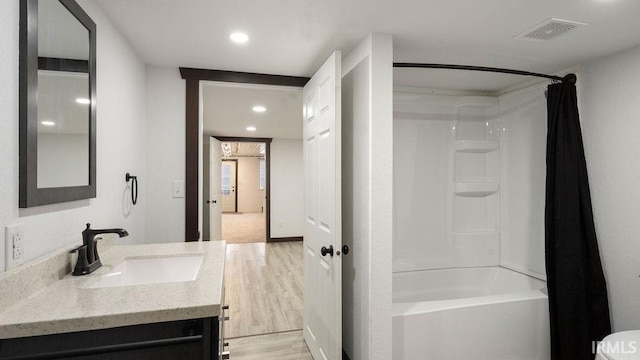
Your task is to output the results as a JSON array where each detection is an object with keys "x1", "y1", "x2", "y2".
[
  {"x1": 97, "y1": 0, "x2": 640, "y2": 92},
  {"x1": 38, "y1": 71, "x2": 90, "y2": 135},
  {"x1": 202, "y1": 82, "x2": 302, "y2": 139},
  {"x1": 221, "y1": 142, "x2": 265, "y2": 158},
  {"x1": 39, "y1": 0, "x2": 89, "y2": 60}
]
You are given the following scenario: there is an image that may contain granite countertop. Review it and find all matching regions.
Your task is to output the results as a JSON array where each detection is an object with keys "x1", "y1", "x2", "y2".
[{"x1": 0, "y1": 241, "x2": 226, "y2": 339}]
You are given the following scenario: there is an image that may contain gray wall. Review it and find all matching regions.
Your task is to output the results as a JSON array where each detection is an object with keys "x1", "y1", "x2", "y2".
[
  {"x1": 581, "y1": 45, "x2": 640, "y2": 331},
  {"x1": 270, "y1": 139, "x2": 304, "y2": 238},
  {"x1": 144, "y1": 66, "x2": 186, "y2": 243}
]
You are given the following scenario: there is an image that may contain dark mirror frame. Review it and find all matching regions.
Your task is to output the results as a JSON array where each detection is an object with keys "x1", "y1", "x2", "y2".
[{"x1": 19, "y1": 0, "x2": 97, "y2": 208}]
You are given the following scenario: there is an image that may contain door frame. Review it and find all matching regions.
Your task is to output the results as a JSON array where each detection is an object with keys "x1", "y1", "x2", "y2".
[
  {"x1": 180, "y1": 67, "x2": 309, "y2": 242},
  {"x1": 220, "y1": 158, "x2": 238, "y2": 213},
  {"x1": 207, "y1": 136, "x2": 222, "y2": 241},
  {"x1": 216, "y1": 138, "x2": 272, "y2": 241}
]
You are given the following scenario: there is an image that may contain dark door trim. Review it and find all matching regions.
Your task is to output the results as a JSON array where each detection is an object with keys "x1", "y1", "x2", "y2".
[
  {"x1": 179, "y1": 68, "x2": 309, "y2": 87},
  {"x1": 184, "y1": 79, "x2": 200, "y2": 241},
  {"x1": 180, "y1": 67, "x2": 308, "y2": 242},
  {"x1": 220, "y1": 158, "x2": 239, "y2": 213},
  {"x1": 216, "y1": 137, "x2": 272, "y2": 242}
]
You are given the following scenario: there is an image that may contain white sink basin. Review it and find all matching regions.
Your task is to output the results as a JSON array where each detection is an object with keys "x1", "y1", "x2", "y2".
[{"x1": 89, "y1": 255, "x2": 205, "y2": 288}]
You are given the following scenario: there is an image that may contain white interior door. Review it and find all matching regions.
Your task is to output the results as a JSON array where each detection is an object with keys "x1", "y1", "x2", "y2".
[
  {"x1": 303, "y1": 51, "x2": 342, "y2": 360},
  {"x1": 209, "y1": 137, "x2": 222, "y2": 241},
  {"x1": 221, "y1": 160, "x2": 237, "y2": 212}
]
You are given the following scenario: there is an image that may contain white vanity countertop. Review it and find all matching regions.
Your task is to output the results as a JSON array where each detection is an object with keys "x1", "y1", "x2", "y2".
[{"x1": 0, "y1": 241, "x2": 226, "y2": 339}]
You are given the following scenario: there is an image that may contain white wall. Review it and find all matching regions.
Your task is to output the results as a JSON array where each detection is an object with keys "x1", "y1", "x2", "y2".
[
  {"x1": 341, "y1": 33, "x2": 393, "y2": 360},
  {"x1": 0, "y1": 0, "x2": 147, "y2": 273},
  {"x1": 342, "y1": 58, "x2": 371, "y2": 360},
  {"x1": 84, "y1": 0, "x2": 148, "y2": 246},
  {"x1": 581, "y1": 45, "x2": 640, "y2": 331},
  {"x1": 145, "y1": 66, "x2": 185, "y2": 243},
  {"x1": 271, "y1": 139, "x2": 304, "y2": 238},
  {"x1": 231, "y1": 157, "x2": 264, "y2": 213}
]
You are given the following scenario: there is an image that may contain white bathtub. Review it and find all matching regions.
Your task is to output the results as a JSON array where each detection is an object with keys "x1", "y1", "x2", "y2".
[{"x1": 392, "y1": 267, "x2": 550, "y2": 360}]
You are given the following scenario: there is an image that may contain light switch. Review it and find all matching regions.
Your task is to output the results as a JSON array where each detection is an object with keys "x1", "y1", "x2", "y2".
[{"x1": 172, "y1": 180, "x2": 185, "y2": 198}]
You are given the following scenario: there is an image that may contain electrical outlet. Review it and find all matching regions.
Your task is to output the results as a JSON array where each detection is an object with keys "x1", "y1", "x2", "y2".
[
  {"x1": 172, "y1": 180, "x2": 185, "y2": 198},
  {"x1": 5, "y1": 225, "x2": 26, "y2": 270},
  {"x1": 12, "y1": 231, "x2": 23, "y2": 246},
  {"x1": 13, "y1": 247, "x2": 24, "y2": 260}
]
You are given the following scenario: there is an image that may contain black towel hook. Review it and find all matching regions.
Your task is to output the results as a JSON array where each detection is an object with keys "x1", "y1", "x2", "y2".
[{"x1": 125, "y1": 173, "x2": 138, "y2": 205}]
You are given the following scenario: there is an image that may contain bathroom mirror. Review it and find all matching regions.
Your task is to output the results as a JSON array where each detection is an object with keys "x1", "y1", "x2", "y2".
[{"x1": 20, "y1": 0, "x2": 97, "y2": 207}]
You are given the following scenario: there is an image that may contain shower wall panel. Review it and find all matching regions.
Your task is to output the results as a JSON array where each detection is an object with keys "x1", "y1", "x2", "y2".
[
  {"x1": 394, "y1": 117, "x2": 450, "y2": 272},
  {"x1": 393, "y1": 93, "x2": 500, "y2": 273},
  {"x1": 498, "y1": 85, "x2": 547, "y2": 279},
  {"x1": 393, "y1": 85, "x2": 547, "y2": 277}
]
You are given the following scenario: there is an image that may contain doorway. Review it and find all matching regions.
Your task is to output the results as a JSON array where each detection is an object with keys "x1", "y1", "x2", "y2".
[
  {"x1": 220, "y1": 141, "x2": 268, "y2": 243},
  {"x1": 194, "y1": 76, "x2": 311, "y2": 358},
  {"x1": 181, "y1": 70, "x2": 307, "y2": 242},
  {"x1": 205, "y1": 136, "x2": 273, "y2": 242},
  {"x1": 181, "y1": 57, "x2": 384, "y2": 359}
]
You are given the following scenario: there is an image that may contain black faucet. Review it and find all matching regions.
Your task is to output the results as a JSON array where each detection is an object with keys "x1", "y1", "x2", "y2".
[{"x1": 71, "y1": 223, "x2": 129, "y2": 276}]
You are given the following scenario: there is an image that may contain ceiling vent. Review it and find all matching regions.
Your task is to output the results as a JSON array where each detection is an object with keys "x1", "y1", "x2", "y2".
[{"x1": 515, "y1": 18, "x2": 586, "y2": 41}]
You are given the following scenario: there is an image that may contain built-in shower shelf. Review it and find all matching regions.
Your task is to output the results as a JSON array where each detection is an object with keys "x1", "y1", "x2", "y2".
[
  {"x1": 454, "y1": 182, "x2": 499, "y2": 197},
  {"x1": 455, "y1": 140, "x2": 499, "y2": 153}
]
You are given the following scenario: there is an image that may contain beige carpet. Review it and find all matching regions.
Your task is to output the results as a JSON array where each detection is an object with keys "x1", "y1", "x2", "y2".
[{"x1": 222, "y1": 212, "x2": 266, "y2": 243}]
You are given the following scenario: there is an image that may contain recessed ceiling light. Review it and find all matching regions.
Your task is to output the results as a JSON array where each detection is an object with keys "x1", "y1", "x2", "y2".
[
  {"x1": 230, "y1": 32, "x2": 249, "y2": 44},
  {"x1": 252, "y1": 105, "x2": 266, "y2": 113},
  {"x1": 41, "y1": 120, "x2": 55, "y2": 126},
  {"x1": 246, "y1": 126, "x2": 256, "y2": 131},
  {"x1": 75, "y1": 98, "x2": 90, "y2": 104}
]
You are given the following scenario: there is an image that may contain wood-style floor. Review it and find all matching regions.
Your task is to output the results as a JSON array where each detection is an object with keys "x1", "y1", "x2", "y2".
[
  {"x1": 224, "y1": 241, "x2": 311, "y2": 358},
  {"x1": 227, "y1": 331, "x2": 313, "y2": 360}
]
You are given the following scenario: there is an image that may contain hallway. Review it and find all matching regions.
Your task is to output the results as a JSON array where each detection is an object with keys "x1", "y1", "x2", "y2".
[{"x1": 224, "y1": 241, "x2": 312, "y2": 359}]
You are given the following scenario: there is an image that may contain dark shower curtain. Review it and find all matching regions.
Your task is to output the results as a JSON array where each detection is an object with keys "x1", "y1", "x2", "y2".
[{"x1": 545, "y1": 78, "x2": 612, "y2": 359}]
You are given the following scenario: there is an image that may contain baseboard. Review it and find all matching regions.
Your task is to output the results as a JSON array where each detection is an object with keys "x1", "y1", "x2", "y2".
[{"x1": 269, "y1": 236, "x2": 303, "y2": 243}]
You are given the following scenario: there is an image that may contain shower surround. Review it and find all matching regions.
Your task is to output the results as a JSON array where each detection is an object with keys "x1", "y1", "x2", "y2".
[{"x1": 392, "y1": 84, "x2": 550, "y2": 359}]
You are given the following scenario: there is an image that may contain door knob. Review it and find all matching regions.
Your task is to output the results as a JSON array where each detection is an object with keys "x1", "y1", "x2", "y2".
[
  {"x1": 336, "y1": 245, "x2": 349, "y2": 256},
  {"x1": 321, "y1": 245, "x2": 334, "y2": 257}
]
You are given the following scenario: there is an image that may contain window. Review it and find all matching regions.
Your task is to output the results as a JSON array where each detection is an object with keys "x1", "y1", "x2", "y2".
[
  {"x1": 221, "y1": 164, "x2": 231, "y2": 196},
  {"x1": 259, "y1": 159, "x2": 266, "y2": 190}
]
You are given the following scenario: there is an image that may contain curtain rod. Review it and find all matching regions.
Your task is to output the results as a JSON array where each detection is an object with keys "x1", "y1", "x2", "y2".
[{"x1": 393, "y1": 63, "x2": 576, "y2": 84}]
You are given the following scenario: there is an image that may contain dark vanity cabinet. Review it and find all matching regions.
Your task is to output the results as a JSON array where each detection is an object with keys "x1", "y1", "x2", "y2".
[{"x1": 0, "y1": 317, "x2": 220, "y2": 360}]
